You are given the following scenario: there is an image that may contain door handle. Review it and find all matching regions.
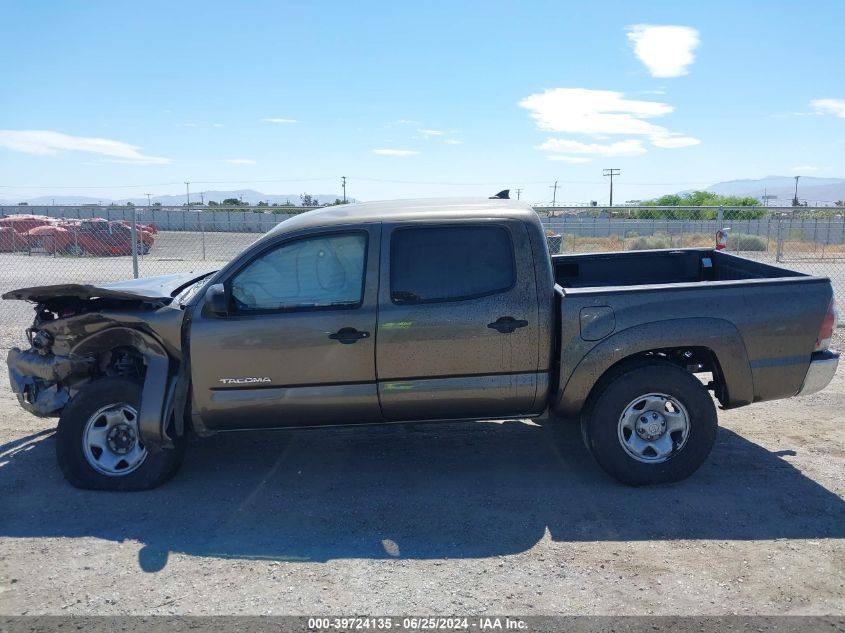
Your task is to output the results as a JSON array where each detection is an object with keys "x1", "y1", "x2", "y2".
[
  {"x1": 329, "y1": 327, "x2": 370, "y2": 344},
  {"x1": 487, "y1": 316, "x2": 529, "y2": 334}
]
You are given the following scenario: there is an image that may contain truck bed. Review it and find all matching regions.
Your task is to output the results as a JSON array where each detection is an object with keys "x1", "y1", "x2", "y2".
[
  {"x1": 552, "y1": 248, "x2": 804, "y2": 289},
  {"x1": 549, "y1": 248, "x2": 833, "y2": 417}
]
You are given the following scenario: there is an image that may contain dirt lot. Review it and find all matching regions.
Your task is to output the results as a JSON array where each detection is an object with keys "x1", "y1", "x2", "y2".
[
  {"x1": 0, "y1": 248, "x2": 843, "y2": 616},
  {"x1": 0, "y1": 337, "x2": 843, "y2": 616}
]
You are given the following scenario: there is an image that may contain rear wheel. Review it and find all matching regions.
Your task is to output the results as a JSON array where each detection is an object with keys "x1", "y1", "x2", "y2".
[
  {"x1": 56, "y1": 378, "x2": 186, "y2": 491},
  {"x1": 582, "y1": 361, "x2": 717, "y2": 485}
]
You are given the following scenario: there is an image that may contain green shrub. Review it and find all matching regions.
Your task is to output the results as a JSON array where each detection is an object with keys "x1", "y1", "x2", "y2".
[
  {"x1": 729, "y1": 233, "x2": 767, "y2": 251},
  {"x1": 628, "y1": 234, "x2": 671, "y2": 250}
]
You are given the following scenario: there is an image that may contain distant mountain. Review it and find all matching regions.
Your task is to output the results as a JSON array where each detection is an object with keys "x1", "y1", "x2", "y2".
[
  {"x1": 0, "y1": 189, "x2": 351, "y2": 207},
  {"x1": 703, "y1": 176, "x2": 845, "y2": 205}
]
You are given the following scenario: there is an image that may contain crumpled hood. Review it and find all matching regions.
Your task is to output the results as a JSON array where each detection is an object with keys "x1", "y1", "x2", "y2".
[{"x1": 2, "y1": 270, "x2": 215, "y2": 303}]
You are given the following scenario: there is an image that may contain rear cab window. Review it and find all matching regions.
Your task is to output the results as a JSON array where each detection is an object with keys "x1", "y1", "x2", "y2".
[{"x1": 390, "y1": 225, "x2": 515, "y2": 304}]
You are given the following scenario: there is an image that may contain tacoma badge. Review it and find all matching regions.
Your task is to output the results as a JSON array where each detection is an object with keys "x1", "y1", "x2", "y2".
[{"x1": 218, "y1": 377, "x2": 272, "y2": 385}]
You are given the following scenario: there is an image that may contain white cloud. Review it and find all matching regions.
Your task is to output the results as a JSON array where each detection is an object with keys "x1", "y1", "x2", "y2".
[
  {"x1": 792, "y1": 165, "x2": 819, "y2": 172},
  {"x1": 262, "y1": 117, "x2": 298, "y2": 124},
  {"x1": 547, "y1": 155, "x2": 593, "y2": 163},
  {"x1": 0, "y1": 129, "x2": 171, "y2": 164},
  {"x1": 224, "y1": 158, "x2": 256, "y2": 164},
  {"x1": 811, "y1": 99, "x2": 845, "y2": 118},
  {"x1": 519, "y1": 88, "x2": 700, "y2": 157},
  {"x1": 538, "y1": 138, "x2": 647, "y2": 157},
  {"x1": 626, "y1": 25, "x2": 700, "y2": 78},
  {"x1": 443, "y1": 138, "x2": 463, "y2": 145},
  {"x1": 372, "y1": 148, "x2": 419, "y2": 156},
  {"x1": 769, "y1": 110, "x2": 822, "y2": 119},
  {"x1": 417, "y1": 128, "x2": 445, "y2": 138},
  {"x1": 182, "y1": 121, "x2": 224, "y2": 128},
  {"x1": 650, "y1": 134, "x2": 701, "y2": 148},
  {"x1": 520, "y1": 88, "x2": 672, "y2": 136}
]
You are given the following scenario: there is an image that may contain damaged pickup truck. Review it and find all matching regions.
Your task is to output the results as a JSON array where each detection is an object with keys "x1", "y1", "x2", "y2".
[{"x1": 4, "y1": 196, "x2": 840, "y2": 490}]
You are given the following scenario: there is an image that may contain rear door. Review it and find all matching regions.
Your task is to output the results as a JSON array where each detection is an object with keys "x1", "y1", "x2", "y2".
[
  {"x1": 376, "y1": 220, "x2": 542, "y2": 421},
  {"x1": 189, "y1": 226, "x2": 382, "y2": 430}
]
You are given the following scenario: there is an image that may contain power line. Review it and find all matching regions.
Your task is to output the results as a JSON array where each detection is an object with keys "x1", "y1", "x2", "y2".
[
  {"x1": 0, "y1": 181, "x2": 187, "y2": 190},
  {"x1": 0, "y1": 176, "x2": 718, "y2": 191}
]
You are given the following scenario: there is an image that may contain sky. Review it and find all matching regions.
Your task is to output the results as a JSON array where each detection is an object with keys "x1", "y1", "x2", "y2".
[{"x1": 0, "y1": 0, "x2": 843, "y2": 205}]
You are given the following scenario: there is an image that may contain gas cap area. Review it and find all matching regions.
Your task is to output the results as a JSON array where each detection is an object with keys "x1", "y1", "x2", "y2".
[{"x1": 579, "y1": 306, "x2": 615, "y2": 341}]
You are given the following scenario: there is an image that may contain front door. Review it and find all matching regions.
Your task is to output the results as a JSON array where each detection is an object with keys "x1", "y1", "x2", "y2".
[{"x1": 190, "y1": 226, "x2": 382, "y2": 430}]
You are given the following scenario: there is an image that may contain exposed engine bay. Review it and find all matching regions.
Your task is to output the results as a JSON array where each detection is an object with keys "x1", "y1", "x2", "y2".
[{"x1": 4, "y1": 271, "x2": 212, "y2": 451}]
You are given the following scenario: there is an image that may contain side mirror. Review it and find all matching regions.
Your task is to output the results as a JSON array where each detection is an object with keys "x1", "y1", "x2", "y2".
[{"x1": 204, "y1": 283, "x2": 229, "y2": 315}]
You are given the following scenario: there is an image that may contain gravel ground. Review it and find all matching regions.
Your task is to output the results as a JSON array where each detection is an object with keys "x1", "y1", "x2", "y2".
[{"x1": 0, "y1": 248, "x2": 843, "y2": 616}]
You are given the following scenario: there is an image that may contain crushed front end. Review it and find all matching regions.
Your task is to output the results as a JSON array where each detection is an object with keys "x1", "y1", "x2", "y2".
[
  {"x1": 4, "y1": 281, "x2": 191, "y2": 452},
  {"x1": 7, "y1": 306, "x2": 98, "y2": 416}
]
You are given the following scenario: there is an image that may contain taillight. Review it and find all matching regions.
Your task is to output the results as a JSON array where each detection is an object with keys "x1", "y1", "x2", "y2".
[{"x1": 815, "y1": 298, "x2": 839, "y2": 352}]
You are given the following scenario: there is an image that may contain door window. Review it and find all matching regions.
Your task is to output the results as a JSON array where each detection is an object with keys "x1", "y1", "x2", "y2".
[
  {"x1": 390, "y1": 225, "x2": 515, "y2": 304},
  {"x1": 231, "y1": 232, "x2": 367, "y2": 312}
]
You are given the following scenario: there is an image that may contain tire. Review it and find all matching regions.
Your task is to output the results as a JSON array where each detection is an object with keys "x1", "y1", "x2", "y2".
[
  {"x1": 581, "y1": 361, "x2": 717, "y2": 486},
  {"x1": 56, "y1": 378, "x2": 186, "y2": 491}
]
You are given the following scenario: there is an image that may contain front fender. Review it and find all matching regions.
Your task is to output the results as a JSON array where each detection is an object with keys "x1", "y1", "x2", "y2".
[
  {"x1": 553, "y1": 317, "x2": 754, "y2": 417},
  {"x1": 72, "y1": 327, "x2": 175, "y2": 452}
]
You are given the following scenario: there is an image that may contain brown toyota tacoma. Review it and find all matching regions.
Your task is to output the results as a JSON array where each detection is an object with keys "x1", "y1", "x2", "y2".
[{"x1": 4, "y1": 196, "x2": 840, "y2": 490}]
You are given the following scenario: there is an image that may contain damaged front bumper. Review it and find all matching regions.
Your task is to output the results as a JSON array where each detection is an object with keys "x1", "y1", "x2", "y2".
[{"x1": 6, "y1": 348, "x2": 93, "y2": 417}]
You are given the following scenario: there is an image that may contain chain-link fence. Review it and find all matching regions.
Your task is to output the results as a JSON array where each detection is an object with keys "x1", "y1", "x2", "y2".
[
  {"x1": 2, "y1": 205, "x2": 845, "y2": 306},
  {"x1": 534, "y1": 206, "x2": 845, "y2": 304}
]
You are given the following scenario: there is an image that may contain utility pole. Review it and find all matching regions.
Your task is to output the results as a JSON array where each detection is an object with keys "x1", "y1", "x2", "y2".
[
  {"x1": 199, "y1": 191, "x2": 204, "y2": 205},
  {"x1": 550, "y1": 181, "x2": 558, "y2": 207},
  {"x1": 341, "y1": 176, "x2": 347, "y2": 203},
  {"x1": 793, "y1": 176, "x2": 800, "y2": 206},
  {"x1": 184, "y1": 181, "x2": 191, "y2": 207},
  {"x1": 603, "y1": 168, "x2": 620, "y2": 206},
  {"x1": 145, "y1": 193, "x2": 152, "y2": 207},
  {"x1": 515, "y1": 188, "x2": 524, "y2": 200}
]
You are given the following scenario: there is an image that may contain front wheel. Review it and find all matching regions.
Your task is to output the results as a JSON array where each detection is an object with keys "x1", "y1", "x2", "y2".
[
  {"x1": 56, "y1": 378, "x2": 186, "y2": 491},
  {"x1": 582, "y1": 361, "x2": 717, "y2": 485}
]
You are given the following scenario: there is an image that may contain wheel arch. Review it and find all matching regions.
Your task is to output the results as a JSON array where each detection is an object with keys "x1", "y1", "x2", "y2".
[
  {"x1": 553, "y1": 317, "x2": 754, "y2": 418},
  {"x1": 71, "y1": 326, "x2": 178, "y2": 452}
]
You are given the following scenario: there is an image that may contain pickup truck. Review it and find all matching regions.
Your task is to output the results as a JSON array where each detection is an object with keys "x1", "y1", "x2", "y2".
[{"x1": 4, "y1": 197, "x2": 839, "y2": 490}]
